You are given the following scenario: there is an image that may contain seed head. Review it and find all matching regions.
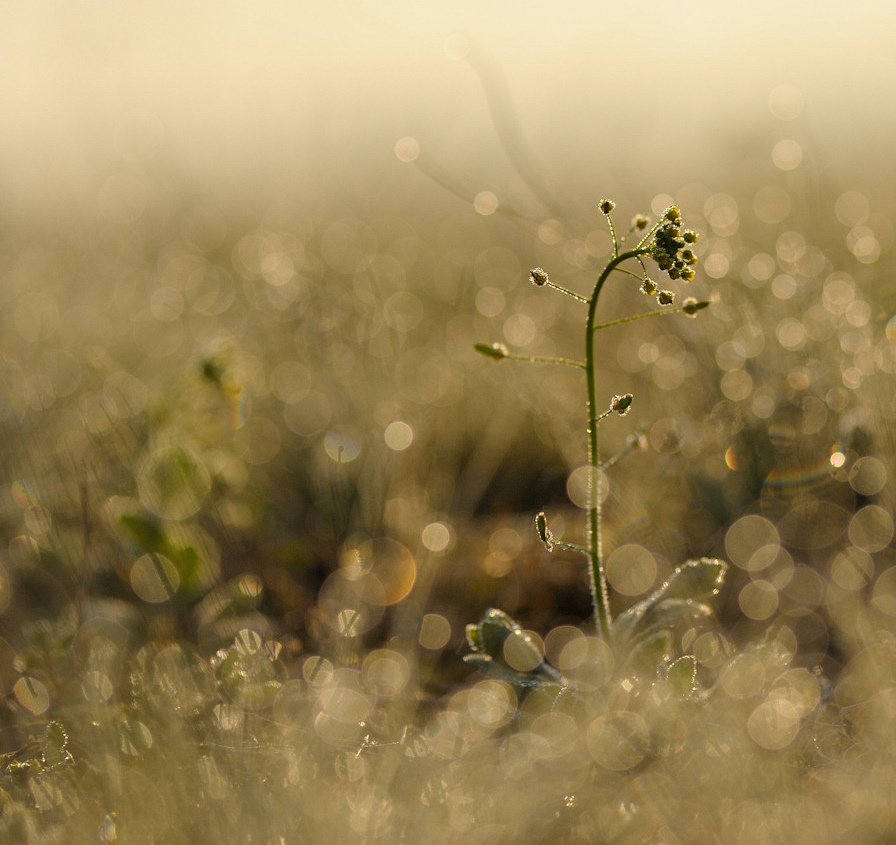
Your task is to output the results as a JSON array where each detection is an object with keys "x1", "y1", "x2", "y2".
[
  {"x1": 681, "y1": 268, "x2": 696, "y2": 282},
  {"x1": 599, "y1": 199, "x2": 616, "y2": 215},
  {"x1": 640, "y1": 277, "x2": 658, "y2": 296},
  {"x1": 610, "y1": 393, "x2": 634, "y2": 416},
  {"x1": 683, "y1": 230, "x2": 699, "y2": 244},
  {"x1": 658, "y1": 290, "x2": 675, "y2": 306},
  {"x1": 529, "y1": 266, "x2": 550, "y2": 287}
]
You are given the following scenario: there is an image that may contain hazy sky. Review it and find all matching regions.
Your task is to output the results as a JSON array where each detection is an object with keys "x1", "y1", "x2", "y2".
[{"x1": 1, "y1": 1, "x2": 894, "y2": 214}]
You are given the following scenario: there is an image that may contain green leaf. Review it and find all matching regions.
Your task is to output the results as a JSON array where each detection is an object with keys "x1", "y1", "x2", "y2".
[
  {"x1": 656, "y1": 558, "x2": 728, "y2": 602},
  {"x1": 464, "y1": 608, "x2": 564, "y2": 688},
  {"x1": 665, "y1": 655, "x2": 698, "y2": 698},
  {"x1": 633, "y1": 599, "x2": 712, "y2": 644},
  {"x1": 469, "y1": 608, "x2": 518, "y2": 657},
  {"x1": 613, "y1": 558, "x2": 727, "y2": 645},
  {"x1": 44, "y1": 721, "x2": 68, "y2": 752}
]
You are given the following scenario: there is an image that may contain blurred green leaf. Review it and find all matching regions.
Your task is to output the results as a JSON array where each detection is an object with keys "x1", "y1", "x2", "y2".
[
  {"x1": 118, "y1": 512, "x2": 166, "y2": 551},
  {"x1": 625, "y1": 629, "x2": 674, "y2": 675}
]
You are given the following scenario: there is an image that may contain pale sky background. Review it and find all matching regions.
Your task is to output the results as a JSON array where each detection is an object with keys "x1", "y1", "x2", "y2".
[{"x1": 1, "y1": 1, "x2": 894, "y2": 217}]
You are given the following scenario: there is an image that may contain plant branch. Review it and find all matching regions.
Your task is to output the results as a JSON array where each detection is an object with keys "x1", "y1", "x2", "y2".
[
  {"x1": 593, "y1": 304, "x2": 689, "y2": 332},
  {"x1": 545, "y1": 282, "x2": 589, "y2": 304}
]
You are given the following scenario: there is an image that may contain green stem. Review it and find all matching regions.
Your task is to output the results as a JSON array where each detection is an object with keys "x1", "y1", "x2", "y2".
[
  {"x1": 607, "y1": 215, "x2": 619, "y2": 257},
  {"x1": 553, "y1": 540, "x2": 590, "y2": 558},
  {"x1": 615, "y1": 266, "x2": 645, "y2": 282},
  {"x1": 585, "y1": 248, "x2": 650, "y2": 639}
]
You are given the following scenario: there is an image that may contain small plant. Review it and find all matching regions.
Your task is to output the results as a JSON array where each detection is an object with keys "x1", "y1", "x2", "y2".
[{"x1": 469, "y1": 199, "x2": 724, "y2": 685}]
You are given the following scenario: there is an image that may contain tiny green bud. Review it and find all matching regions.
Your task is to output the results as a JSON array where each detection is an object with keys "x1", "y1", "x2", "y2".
[
  {"x1": 683, "y1": 230, "x2": 698, "y2": 244},
  {"x1": 680, "y1": 267, "x2": 696, "y2": 282},
  {"x1": 632, "y1": 214, "x2": 650, "y2": 230},
  {"x1": 474, "y1": 342, "x2": 509, "y2": 360},
  {"x1": 681, "y1": 248, "x2": 696, "y2": 264},
  {"x1": 529, "y1": 266, "x2": 549, "y2": 287},
  {"x1": 599, "y1": 199, "x2": 616, "y2": 215},
  {"x1": 658, "y1": 290, "x2": 675, "y2": 306},
  {"x1": 640, "y1": 278, "x2": 658, "y2": 296},
  {"x1": 610, "y1": 393, "x2": 634, "y2": 415},
  {"x1": 664, "y1": 206, "x2": 682, "y2": 223},
  {"x1": 682, "y1": 297, "x2": 709, "y2": 317}
]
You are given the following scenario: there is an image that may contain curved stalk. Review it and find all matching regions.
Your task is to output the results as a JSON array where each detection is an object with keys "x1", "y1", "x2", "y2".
[{"x1": 585, "y1": 248, "x2": 650, "y2": 639}]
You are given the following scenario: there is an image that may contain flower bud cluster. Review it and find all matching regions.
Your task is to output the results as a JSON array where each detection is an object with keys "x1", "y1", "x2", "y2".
[
  {"x1": 529, "y1": 267, "x2": 549, "y2": 287},
  {"x1": 649, "y1": 206, "x2": 699, "y2": 282}
]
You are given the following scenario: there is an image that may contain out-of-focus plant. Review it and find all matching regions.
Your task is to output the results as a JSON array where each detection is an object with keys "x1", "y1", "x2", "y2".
[{"x1": 469, "y1": 200, "x2": 725, "y2": 685}]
